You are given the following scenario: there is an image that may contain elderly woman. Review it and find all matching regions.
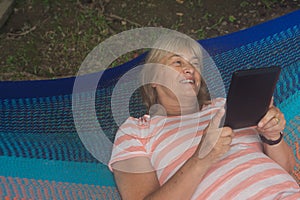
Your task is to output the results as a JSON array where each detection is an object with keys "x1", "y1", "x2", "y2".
[{"x1": 109, "y1": 35, "x2": 300, "y2": 199}]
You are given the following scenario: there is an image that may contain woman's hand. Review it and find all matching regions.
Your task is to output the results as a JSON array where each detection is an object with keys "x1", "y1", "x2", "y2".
[
  {"x1": 195, "y1": 108, "x2": 234, "y2": 163},
  {"x1": 257, "y1": 102, "x2": 286, "y2": 140},
  {"x1": 256, "y1": 100, "x2": 295, "y2": 172}
]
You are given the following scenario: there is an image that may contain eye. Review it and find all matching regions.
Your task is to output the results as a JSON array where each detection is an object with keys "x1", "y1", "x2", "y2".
[
  {"x1": 171, "y1": 59, "x2": 182, "y2": 67},
  {"x1": 192, "y1": 62, "x2": 199, "y2": 67},
  {"x1": 190, "y1": 59, "x2": 200, "y2": 68}
]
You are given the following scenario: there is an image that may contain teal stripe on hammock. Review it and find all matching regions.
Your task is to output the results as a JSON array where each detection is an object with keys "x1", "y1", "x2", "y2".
[
  {"x1": 278, "y1": 90, "x2": 300, "y2": 127},
  {"x1": 274, "y1": 61, "x2": 300, "y2": 105},
  {"x1": 278, "y1": 92, "x2": 300, "y2": 165},
  {"x1": 0, "y1": 132, "x2": 99, "y2": 163},
  {"x1": 0, "y1": 156, "x2": 116, "y2": 186}
]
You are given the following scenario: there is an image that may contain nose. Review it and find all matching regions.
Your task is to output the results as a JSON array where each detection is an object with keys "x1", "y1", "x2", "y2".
[{"x1": 183, "y1": 63, "x2": 194, "y2": 75}]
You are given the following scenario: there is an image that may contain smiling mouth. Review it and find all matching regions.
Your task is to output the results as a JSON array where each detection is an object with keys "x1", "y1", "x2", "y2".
[{"x1": 180, "y1": 79, "x2": 195, "y2": 84}]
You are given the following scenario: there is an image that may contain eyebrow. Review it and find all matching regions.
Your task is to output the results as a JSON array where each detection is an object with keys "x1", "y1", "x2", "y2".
[{"x1": 168, "y1": 54, "x2": 199, "y2": 62}]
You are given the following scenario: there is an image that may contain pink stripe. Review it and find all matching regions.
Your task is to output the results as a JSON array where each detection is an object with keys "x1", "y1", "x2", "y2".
[
  {"x1": 203, "y1": 148, "x2": 262, "y2": 177},
  {"x1": 50, "y1": 181, "x2": 58, "y2": 199},
  {"x1": 199, "y1": 158, "x2": 273, "y2": 199},
  {"x1": 57, "y1": 182, "x2": 64, "y2": 199},
  {"x1": 37, "y1": 183, "x2": 43, "y2": 200},
  {"x1": 159, "y1": 147, "x2": 197, "y2": 184},
  {"x1": 17, "y1": 177, "x2": 27, "y2": 199},
  {"x1": 220, "y1": 169, "x2": 287, "y2": 199},
  {"x1": 150, "y1": 110, "x2": 214, "y2": 151},
  {"x1": 4, "y1": 177, "x2": 11, "y2": 198},
  {"x1": 9, "y1": 177, "x2": 20, "y2": 199},
  {"x1": 28, "y1": 181, "x2": 35, "y2": 199},
  {"x1": 113, "y1": 145, "x2": 146, "y2": 158},
  {"x1": 42, "y1": 180, "x2": 51, "y2": 199},
  {"x1": 153, "y1": 128, "x2": 200, "y2": 167},
  {"x1": 65, "y1": 188, "x2": 71, "y2": 199},
  {"x1": 1, "y1": 176, "x2": 119, "y2": 199},
  {"x1": 282, "y1": 192, "x2": 300, "y2": 200},
  {"x1": 248, "y1": 181, "x2": 300, "y2": 200},
  {"x1": 114, "y1": 133, "x2": 139, "y2": 146},
  {"x1": 151, "y1": 119, "x2": 208, "y2": 152},
  {"x1": 0, "y1": 178, "x2": 2, "y2": 197}
]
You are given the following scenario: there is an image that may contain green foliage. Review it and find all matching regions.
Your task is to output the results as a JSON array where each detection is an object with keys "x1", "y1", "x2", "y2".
[{"x1": 229, "y1": 15, "x2": 236, "y2": 23}]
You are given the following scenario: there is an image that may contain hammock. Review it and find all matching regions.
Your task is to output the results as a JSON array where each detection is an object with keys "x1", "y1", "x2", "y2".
[{"x1": 1, "y1": 10, "x2": 299, "y2": 199}]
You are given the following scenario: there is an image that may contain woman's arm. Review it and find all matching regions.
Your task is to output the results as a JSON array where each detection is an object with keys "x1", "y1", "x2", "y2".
[
  {"x1": 257, "y1": 105, "x2": 296, "y2": 173},
  {"x1": 262, "y1": 137, "x2": 295, "y2": 173},
  {"x1": 112, "y1": 156, "x2": 214, "y2": 200},
  {"x1": 112, "y1": 109, "x2": 234, "y2": 200}
]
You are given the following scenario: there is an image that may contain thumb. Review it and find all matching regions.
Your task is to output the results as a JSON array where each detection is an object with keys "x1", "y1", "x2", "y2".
[
  {"x1": 269, "y1": 97, "x2": 274, "y2": 108},
  {"x1": 209, "y1": 108, "x2": 225, "y2": 129}
]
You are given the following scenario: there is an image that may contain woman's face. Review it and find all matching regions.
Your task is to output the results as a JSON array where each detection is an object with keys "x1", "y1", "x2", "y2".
[
  {"x1": 164, "y1": 52, "x2": 201, "y2": 92},
  {"x1": 150, "y1": 51, "x2": 202, "y2": 114}
]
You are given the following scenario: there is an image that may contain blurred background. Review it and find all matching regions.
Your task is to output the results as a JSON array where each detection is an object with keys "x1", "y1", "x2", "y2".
[{"x1": 0, "y1": 0, "x2": 299, "y2": 81}]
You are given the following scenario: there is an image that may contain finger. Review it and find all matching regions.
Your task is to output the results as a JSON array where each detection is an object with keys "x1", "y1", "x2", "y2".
[
  {"x1": 269, "y1": 97, "x2": 274, "y2": 108},
  {"x1": 220, "y1": 136, "x2": 233, "y2": 146},
  {"x1": 198, "y1": 108, "x2": 226, "y2": 159},
  {"x1": 220, "y1": 127, "x2": 233, "y2": 137},
  {"x1": 209, "y1": 108, "x2": 225, "y2": 129},
  {"x1": 258, "y1": 106, "x2": 278, "y2": 128},
  {"x1": 260, "y1": 116, "x2": 285, "y2": 132},
  {"x1": 261, "y1": 116, "x2": 281, "y2": 130}
]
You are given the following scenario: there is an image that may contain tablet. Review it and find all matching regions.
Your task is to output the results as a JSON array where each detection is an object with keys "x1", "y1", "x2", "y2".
[{"x1": 224, "y1": 66, "x2": 281, "y2": 129}]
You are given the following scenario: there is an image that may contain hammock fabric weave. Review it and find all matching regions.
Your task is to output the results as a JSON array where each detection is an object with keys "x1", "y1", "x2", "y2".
[{"x1": 0, "y1": 10, "x2": 299, "y2": 199}]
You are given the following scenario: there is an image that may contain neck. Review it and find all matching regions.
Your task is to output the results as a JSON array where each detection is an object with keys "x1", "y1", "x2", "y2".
[{"x1": 156, "y1": 97, "x2": 199, "y2": 116}]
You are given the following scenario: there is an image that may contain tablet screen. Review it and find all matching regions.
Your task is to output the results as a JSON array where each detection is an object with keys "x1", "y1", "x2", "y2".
[{"x1": 224, "y1": 66, "x2": 281, "y2": 129}]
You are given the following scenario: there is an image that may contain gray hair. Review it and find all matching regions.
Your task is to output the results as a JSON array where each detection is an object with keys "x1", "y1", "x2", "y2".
[{"x1": 140, "y1": 35, "x2": 210, "y2": 113}]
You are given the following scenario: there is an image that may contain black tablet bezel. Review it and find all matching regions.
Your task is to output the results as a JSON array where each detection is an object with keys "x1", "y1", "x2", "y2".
[{"x1": 224, "y1": 66, "x2": 281, "y2": 129}]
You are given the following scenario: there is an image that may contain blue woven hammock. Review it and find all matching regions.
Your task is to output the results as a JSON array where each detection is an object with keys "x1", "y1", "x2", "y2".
[{"x1": 1, "y1": 10, "x2": 299, "y2": 199}]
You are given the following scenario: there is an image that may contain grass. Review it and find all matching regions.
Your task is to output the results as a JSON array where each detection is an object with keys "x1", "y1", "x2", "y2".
[
  {"x1": 1, "y1": 0, "x2": 298, "y2": 80},
  {"x1": 1, "y1": 0, "x2": 190, "y2": 80},
  {"x1": 0, "y1": 0, "x2": 114, "y2": 80},
  {"x1": 261, "y1": 0, "x2": 281, "y2": 8}
]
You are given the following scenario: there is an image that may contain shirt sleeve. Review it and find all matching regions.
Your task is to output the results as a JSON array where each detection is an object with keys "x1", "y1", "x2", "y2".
[{"x1": 108, "y1": 117, "x2": 150, "y2": 171}]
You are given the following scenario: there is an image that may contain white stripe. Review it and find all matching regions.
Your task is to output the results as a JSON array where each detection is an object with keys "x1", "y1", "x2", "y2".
[
  {"x1": 192, "y1": 152, "x2": 265, "y2": 198},
  {"x1": 118, "y1": 124, "x2": 150, "y2": 138},
  {"x1": 113, "y1": 138, "x2": 144, "y2": 154},
  {"x1": 233, "y1": 174, "x2": 299, "y2": 200},
  {"x1": 231, "y1": 134, "x2": 260, "y2": 145},
  {"x1": 154, "y1": 125, "x2": 201, "y2": 152},
  {"x1": 206, "y1": 163, "x2": 284, "y2": 199},
  {"x1": 152, "y1": 116, "x2": 207, "y2": 153},
  {"x1": 278, "y1": 189, "x2": 300, "y2": 199},
  {"x1": 155, "y1": 137, "x2": 198, "y2": 170}
]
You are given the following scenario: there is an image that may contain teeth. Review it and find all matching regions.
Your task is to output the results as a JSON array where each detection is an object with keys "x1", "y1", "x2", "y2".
[{"x1": 180, "y1": 79, "x2": 194, "y2": 84}]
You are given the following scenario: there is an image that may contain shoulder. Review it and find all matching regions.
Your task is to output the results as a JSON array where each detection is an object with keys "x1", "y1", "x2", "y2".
[
  {"x1": 120, "y1": 115, "x2": 151, "y2": 129},
  {"x1": 116, "y1": 115, "x2": 151, "y2": 139}
]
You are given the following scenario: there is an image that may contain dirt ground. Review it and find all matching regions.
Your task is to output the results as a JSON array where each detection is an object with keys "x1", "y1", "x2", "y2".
[{"x1": 0, "y1": 0, "x2": 299, "y2": 80}]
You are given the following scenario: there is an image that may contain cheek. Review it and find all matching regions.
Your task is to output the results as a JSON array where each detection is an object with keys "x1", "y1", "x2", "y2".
[
  {"x1": 195, "y1": 72, "x2": 202, "y2": 87},
  {"x1": 153, "y1": 67, "x2": 179, "y2": 87}
]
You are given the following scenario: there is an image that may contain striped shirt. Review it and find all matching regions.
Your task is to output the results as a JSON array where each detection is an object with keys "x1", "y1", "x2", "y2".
[{"x1": 109, "y1": 98, "x2": 300, "y2": 199}]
